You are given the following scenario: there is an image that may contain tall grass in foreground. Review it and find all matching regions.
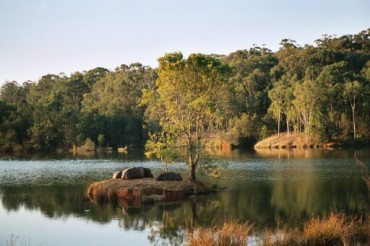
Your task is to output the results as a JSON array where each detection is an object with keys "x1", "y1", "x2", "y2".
[
  {"x1": 188, "y1": 220, "x2": 253, "y2": 246},
  {"x1": 187, "y1": 213, "x2": 369, "y2": 246}
]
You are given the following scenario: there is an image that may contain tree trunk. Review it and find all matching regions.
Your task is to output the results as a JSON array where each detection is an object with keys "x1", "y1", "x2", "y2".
[
  {"x1": 352, "y1": 103, "x2": 356, "y2": 139},
  {"x1": 188, "y1": 162, "x2": 197, "y2": 181},
  {"x1": 277, "y1": 111, "x2": 281, "y2": 137},
  {"x1": 286, "y1": 116, "x2": 290, "y2": 136}
]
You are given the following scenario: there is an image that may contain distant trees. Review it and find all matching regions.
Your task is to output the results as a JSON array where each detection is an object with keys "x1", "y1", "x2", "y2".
[
  {"x1": 81, "y1": 63, "x2": 156, "y2": 148},
  {"x1": 266, "y1": 29, "x2": 370, "y2": 141},
  {"x1": 26, "y1": 76, "x2": 54, "y2": 149},
  {"x1": 0, "y1": 81, "x2": 33, "y2": 151},
  {"x1": 222, "y1": 47, "x2": 278, "y2": 144},
  {"x1": 0, "y1": 29, "x2": 369, "y2": 153}
]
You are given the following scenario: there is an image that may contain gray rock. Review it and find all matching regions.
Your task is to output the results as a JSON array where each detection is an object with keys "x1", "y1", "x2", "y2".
[
  {"x1": 156, "y1": 172, "x2": 182, "y2": 181},
  {"x1": 120, "y1": 167, "x2": 153, "y2": 180},
  {"x1": 143, "y1": 167, "x2": 153, "y2": 178},
  {"x1": 112, "y1": 170, "x2": 123, "y2": 179}
]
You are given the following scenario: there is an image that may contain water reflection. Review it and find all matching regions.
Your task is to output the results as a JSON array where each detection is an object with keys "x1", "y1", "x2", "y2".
[
  {"x1": 0, "y1": 148, "x2": 369, "y2": 244},
  {"x1": 253, "y1": 147, "x2": 370, "y2": 159},
  {"x1": 1, "y1": 178, "x2": 368, "y2": 243},
  {"x1": 0, "y1": 149, "x2": 146, "y2": 161}
]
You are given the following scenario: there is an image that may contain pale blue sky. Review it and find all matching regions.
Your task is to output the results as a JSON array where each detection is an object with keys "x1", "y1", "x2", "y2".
[{"x1": 0, "y1": 0, "x2": 369, "y2": 85}]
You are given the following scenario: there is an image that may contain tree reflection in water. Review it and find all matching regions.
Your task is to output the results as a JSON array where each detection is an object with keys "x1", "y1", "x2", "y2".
[
  {"x1": 1, "y1": 149, "x2": 369, "y2": 244},
  {"x1": 1, "y1": 184, "x2": 223, "y2": 244},
  {"x1": 2, "y1": 182, "x2": 367, "y2": 244}
]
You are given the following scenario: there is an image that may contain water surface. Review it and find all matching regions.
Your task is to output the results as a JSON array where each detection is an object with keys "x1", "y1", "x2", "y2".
[{"x1": 0, "y1": 149, "x2": 369, "y2": 245}]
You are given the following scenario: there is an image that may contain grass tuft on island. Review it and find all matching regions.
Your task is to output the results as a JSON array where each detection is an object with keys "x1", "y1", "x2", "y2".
[
  {"x1": 87, "y1": 178, "x2": 215, "y2": 204},
  {"x1": 254, "y1": 132, "x2": 340, "y2": 149}
]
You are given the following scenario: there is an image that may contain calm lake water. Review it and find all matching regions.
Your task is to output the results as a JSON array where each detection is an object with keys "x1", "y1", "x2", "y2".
[{"x1": 0, "y1": 148, "x2": 369, "y2": 245}]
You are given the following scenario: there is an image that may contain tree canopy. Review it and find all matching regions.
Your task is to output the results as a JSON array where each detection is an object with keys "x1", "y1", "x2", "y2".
[
  {"x1": 0, "y1": 29, "x2": 369, "y2": 166},
  {"x1": 143, "y1": 53, "x2": 230, "y2": 181}
]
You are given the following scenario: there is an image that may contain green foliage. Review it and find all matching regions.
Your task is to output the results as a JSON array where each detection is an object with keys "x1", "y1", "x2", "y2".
[
  {"x1": 0, "y1": 29, "x2": 369, "y2": 153},
  {"x1": 148, "y1": 52, "x2": 230, "y2": 180},
  {"x1": 81, "y1": 63, "x2": 156, "y2": 147},
  {"x1": 80, "y1": 138, "x2": 95, "y2": 151},
  {"x1": 26, "y1": 74, "x2": 64, "y2": 150},
  {"x1": 97, "y1": 134, "x2": 105, "y2": 147},
  {"x1": 145, "y1": 132, "x2": 179, "y2": 171},
  {"x1": 197, "y1": 157, "x2": 228, "y2": 179},
  {"x1": 230, "y1": 113, "x2": 260, "y2": 145}
]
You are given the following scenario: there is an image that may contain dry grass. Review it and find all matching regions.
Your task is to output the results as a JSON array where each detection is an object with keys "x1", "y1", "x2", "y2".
[
  {"x1": 254, "y1": 132, "x2": 337, "y2": 149},
  {"x1": 187, "y1": 214, "x2": 370, "y2": 246},
  {"x1": 188, "y1": 220, "x2": 253, "y2": 246},
  {"x1": 302, "y1": 213, "x2": 369, "y2": 246},
  {"x1": 303, "y1": 214, "x2": 350, "y2": 245}
]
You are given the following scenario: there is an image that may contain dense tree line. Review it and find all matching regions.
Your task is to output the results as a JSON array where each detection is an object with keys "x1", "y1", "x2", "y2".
[
  {"x1": 0, "y1": 29, "x2": 369, "y2": 153},
  {"x1": 0, "y1": 65, "x2": 157, "y2": 152}
]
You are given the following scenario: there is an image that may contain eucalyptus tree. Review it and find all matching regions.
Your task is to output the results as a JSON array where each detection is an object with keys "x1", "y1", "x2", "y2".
[
  {"x1": 292, "y1": 79, "x2": 322, "y2": 137},
  {"x1": 343, "y1": 80, "x2": 362, "y2": 139},
  {"x1": 0, "y1": 81, "x2": 21, "y2": 105},
  {"x1": 81, "y1": 63, "x2": 156, "y2": 147},
  {"x1": 82, "y1": 67, "x2": 109, "y2": 89},
  {"x1": 144, "y1": 52, "x2": 230, "y2": 181},
  {"x1": 59, "y1": 72, "x2": 90, "y2": 147},
  {"x1": 27, "y1": 74, "x2": 64, "y2": 149},
  {"x1": 0, "y1": 81, "x2": 34, "y2": 149},
  {"x1": 0, "y1": 100, "x2": 17, "y2": 151},
  {"x1": 268, "y1": 78, "x2": 290, "y2": 136},
  {"x1": 224, "y1": 48, "x2": 277, "y2": 116},
  {"x1": 222, "y1": 48, "x2": 277, "y2": 143}
]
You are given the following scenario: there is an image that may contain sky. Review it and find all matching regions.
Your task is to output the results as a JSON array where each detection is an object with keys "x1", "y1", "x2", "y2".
[{"x1": 0, "y1": 0, "x2": 369, "y2": 85}]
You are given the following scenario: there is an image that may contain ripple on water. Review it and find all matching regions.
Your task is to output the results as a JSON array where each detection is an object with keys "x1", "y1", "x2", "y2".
[
  {"x1": 0, "y1": 155, "x2": 366, "y2": 187},
  {"x1": 0, "y1": 159, "x2": 166, "y2": 186}
]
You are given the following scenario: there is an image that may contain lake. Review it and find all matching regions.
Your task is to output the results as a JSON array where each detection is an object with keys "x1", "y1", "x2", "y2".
[{"x1": 0, "y1": 148, "x2": 369, "y2": 245}]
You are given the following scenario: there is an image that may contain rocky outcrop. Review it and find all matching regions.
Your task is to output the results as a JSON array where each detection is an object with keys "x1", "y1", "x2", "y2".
[
  {"x1": 112, "y1": 167, "x2": 153, "y2": 180},
  {"x1": 156, "y1": 172, "x2": 182, "y2": 181}
]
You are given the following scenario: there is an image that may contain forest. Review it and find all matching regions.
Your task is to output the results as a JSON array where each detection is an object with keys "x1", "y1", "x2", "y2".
[{"x1": 0, "y1": 29, "x2": 369, "y2": 153}]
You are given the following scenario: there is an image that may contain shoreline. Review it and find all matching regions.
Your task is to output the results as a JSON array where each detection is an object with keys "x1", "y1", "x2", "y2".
[{"x1": 254, "y1": 132, "x2": 370, "y2": 150}]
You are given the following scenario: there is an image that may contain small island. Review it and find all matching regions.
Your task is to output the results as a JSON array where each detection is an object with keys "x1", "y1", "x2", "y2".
[{"x1": 87, "y1": 167, "x2": 214, "y2": 204}]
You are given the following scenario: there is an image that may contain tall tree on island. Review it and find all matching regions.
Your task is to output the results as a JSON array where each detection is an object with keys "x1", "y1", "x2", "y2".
[{"x1": 144, "y1": 52, "x2": 229, "y2": 181}]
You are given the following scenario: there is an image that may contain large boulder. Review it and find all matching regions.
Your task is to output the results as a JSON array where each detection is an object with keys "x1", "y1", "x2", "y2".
[
  {"x1": 116, "y1": 167, "x2": 153, "y2": 180},
  {"x1": 112, "y1": 170, "x2": 123, "y2": 179},
  {"x1": 143, "y1": 168, "x2": 153, "y2": 178},
  {"x1": 156, "y1": 172, "x2": 183, "y2": 181}
]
